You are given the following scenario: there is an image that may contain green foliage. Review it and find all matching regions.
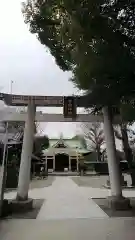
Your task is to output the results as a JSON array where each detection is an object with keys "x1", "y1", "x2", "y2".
[
  {"x1": 8, "y1": 121, "x2": 25, "y2": 131},
  {"x1": 120, "y1": 102, "x2": 135, "y2": 123},
  {"x1": 33, "y1": 135, "x2": 49, "y2": 159},
  {"x1": 84, "y1": 152, "x2": 98, "y2": 162},
  {"x1": 72, "y1": 134, "x2": 87, "y2": 149},
  {"x1": 22, "y1": 0, "x2": 135, "y2": 106},
  {"x1": 22, "y1": 0, "x2": 73, "y2": 71}
]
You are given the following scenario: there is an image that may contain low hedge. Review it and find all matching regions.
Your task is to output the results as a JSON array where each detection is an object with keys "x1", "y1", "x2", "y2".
[
  {"x1": 6, "y1": 166, "x2": 19, "y2": 189},
  {"x1": 94, "y1": 162, "x2": 109, "y2": 174},
  {"x1": 85, "y1": 161, "x2": 129, "y2": 174}
]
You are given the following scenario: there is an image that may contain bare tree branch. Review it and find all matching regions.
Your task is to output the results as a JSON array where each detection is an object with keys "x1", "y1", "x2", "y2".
[{"x1": 80, "y1": 122, "x2": 105, "y2": 161}]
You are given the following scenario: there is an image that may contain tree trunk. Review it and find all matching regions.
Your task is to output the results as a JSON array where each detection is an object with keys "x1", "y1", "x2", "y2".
[
  {"x1": 96, "y1": 145, "x2": 101, "y2": 162},
  {"x1": 120, "y1": 123, "x2": 135, "y2": 186}
]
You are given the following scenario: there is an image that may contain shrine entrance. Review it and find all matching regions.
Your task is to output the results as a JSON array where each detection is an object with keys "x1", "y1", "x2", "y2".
[
  {"x1": 0, "y1": 92, "x2": 123, "y2": 213},
  {"x1": 55, "y1": 153, "x2": 69, "y2": 172}
]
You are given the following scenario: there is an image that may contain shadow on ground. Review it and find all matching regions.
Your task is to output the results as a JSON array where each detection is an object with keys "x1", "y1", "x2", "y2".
[
  {"x1": 5, "y1": 176, "x2": 55, "y2": 193},
  {"x1": 71, "y1": 176, "x2": 108, "y2": 188},
  {"x1": 4, "y1": 199, "x2": 44, "y2": 219},
  {"x1": 30, "y1": 176, "x2": 55, "y2": 189},
  {"x1": 71, "y1": 175, "x2": 133, "y2": 189},
  {"x1": 93, "y1": 197, "x2": 135, "y2": 217}
]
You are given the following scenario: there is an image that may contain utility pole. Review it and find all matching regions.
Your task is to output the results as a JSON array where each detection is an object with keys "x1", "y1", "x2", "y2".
[
  {"x1": 10, "y1": 80, "x2": 13, "y2": 94},
  {"x1": 0, "y1": 122, "x2": 8, "y2": 217}
]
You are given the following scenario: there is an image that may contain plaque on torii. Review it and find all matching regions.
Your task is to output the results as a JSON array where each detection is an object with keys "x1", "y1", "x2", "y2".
[{"x1": 63, "y1": 96, "x2": 77, "y2": 119}]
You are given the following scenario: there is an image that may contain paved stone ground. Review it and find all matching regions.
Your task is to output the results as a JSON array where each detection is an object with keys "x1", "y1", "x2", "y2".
[
  {"x1": 6, "y1": 199, "x2": 44, "y2": 219},
  {"x1": 5, "y1": 176, "x2": 55, "y2": 192},
  {"x1": 4, "y1": 176, "x2": 55, "y2": 197},
  {"x1": 72, "y1": 174, "x2": 132, "y2": 188},
  {"x1": 2, "y1": 176, "x2": 135, "y2": 239},
  {"x1": 93, "y1": 197, "x2": 135, "y2": 218},
  {"x1": 1, "y1": 218, "x2": 135, "y2": 240},
  {"x1": 37, "y1": 177, "x2": 108, "y2": 220},
  {"x1": 30, "y1": 176, "x2": 55, "y2": 189}
]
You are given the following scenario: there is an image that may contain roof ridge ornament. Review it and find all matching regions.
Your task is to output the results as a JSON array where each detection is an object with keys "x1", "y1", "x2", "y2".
[{"x1": 59, "y1": 132, "x2": 63, "y2": 140}]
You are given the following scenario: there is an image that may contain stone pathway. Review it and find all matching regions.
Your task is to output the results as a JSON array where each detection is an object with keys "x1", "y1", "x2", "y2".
[
  {"x1": 1, "y1": 218, "x2": 135, "y2": 240},
  {"x1": 37, "y1": 177, "x2": 108, "y2": 220},
  {"x1": 2, "y1": 176, "x2": 135, "y2": 239}
]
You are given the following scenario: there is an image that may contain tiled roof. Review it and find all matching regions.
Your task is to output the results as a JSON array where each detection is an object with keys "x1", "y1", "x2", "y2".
[
  {"x1": 49, "y1": 138, "x2": 83, "y2": 149},
  {"x1": 44, "y1": 137, "x2": 89, "y2": 154}
]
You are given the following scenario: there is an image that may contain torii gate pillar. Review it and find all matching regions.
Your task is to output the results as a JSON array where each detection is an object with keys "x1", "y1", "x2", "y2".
[
  {"x1": 103, "y1": 106, "x2": 130, "y2": 210},
  {"x1": 12, "y1": 101, "x2": 35, "y2": 211}
]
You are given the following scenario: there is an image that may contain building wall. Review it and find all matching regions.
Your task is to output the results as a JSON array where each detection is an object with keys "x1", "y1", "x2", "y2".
[{"x1": 43, "y1": 147, "x2": 79, "y2": 171}]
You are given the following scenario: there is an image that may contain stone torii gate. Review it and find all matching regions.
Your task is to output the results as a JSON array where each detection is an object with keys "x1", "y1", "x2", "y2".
[{"x1": 0, "y1": 93, "x2": 130, "y2": 211}]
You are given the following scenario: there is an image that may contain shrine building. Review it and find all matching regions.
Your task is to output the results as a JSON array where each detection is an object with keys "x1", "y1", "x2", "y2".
[{"x1": 43, "y1": 135, "x2": 89, "y2": 172}]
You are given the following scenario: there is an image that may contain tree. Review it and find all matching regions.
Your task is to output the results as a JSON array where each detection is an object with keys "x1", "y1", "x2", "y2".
[
  {"x1": 71, "y1": 0, "x2": 135, "y2": 101},
  {"x1": 7, "y1": 121, "x2": 49, "y2": 164},
  {"x1": 22, "y1": 0, "x2": 73, "y2": 71},
  {"x1": 8, "y1": 121, "x2": 25, "y2": 132},
  {"x1": 81, "y1": 122, "x2": 105, "y2": 161},
  {"x1": 33, "y1": 135, "x2": 49, "y2": 160},
  {"x1": 35, "y1": 122, "x2": 47, "y2": 135},
  {"x1": 22, "y1": 1, "x2": 135, "y2": 157},
  {"x1": 22, "y1": 0, "x2": 135, "y2": 108},
  {"x1": 114, "y1": 123, "x2": 135, "y2": 185},
  {"x1": 117, "y1": 101, "x2": 135, "y2": 186},
  {"x1": 22, "y1": 1, "x2": 135, "y2": 201},
  {"x1": 72, "y1": 134, "x2": 87, "y2": 149}
]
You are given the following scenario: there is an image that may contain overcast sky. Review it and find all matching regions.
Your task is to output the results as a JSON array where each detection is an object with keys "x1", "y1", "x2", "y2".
[{"x1": 0, "y1": 0, "x2": 82, "y2": 138}]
